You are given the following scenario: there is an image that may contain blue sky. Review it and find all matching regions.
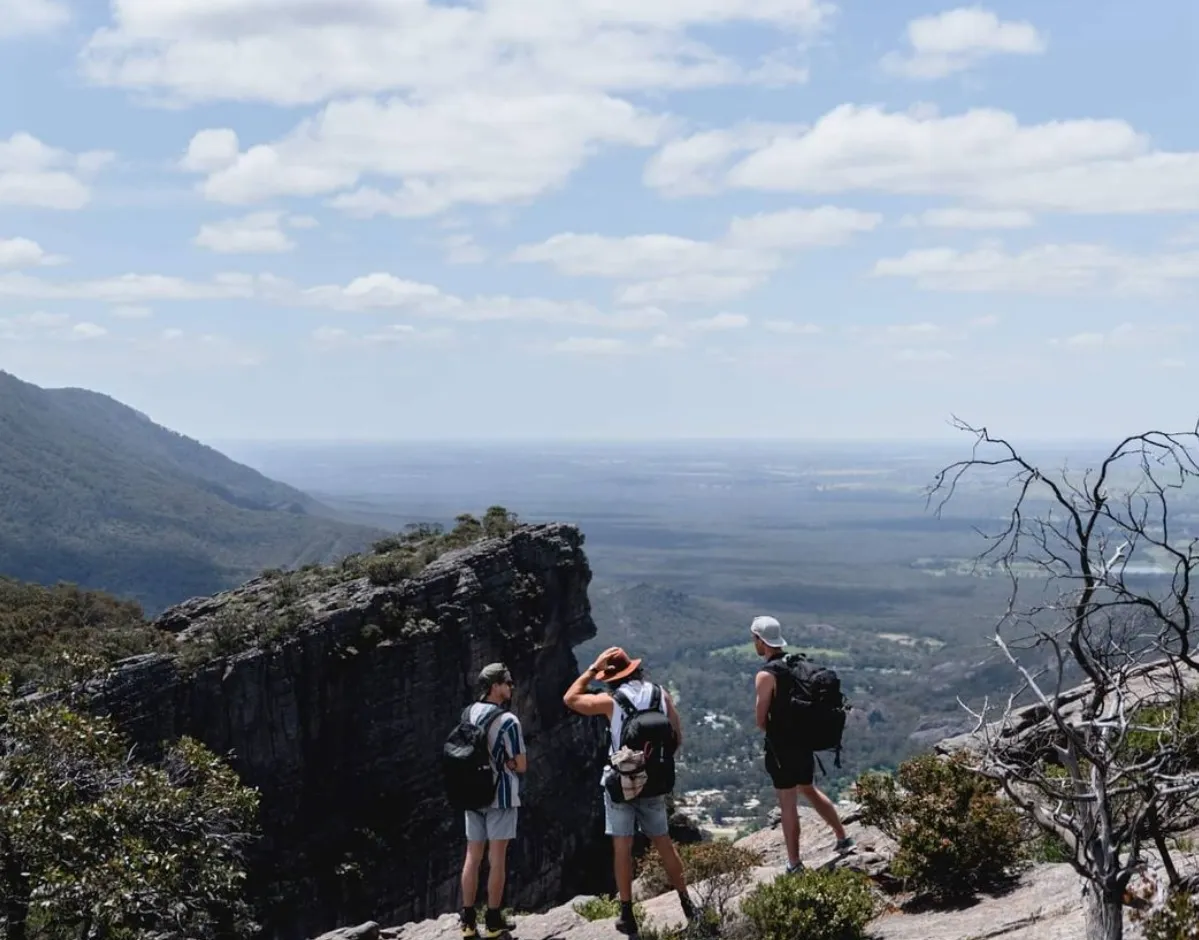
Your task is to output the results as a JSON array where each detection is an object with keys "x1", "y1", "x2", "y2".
[{"x1": 1, "y1": 0, "x2": 1196, "y2": 443}]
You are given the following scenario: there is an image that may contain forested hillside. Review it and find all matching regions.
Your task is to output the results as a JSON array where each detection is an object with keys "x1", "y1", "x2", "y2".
[{"x1": 0, "y1": 371, "x2": 384, "y2": 612}]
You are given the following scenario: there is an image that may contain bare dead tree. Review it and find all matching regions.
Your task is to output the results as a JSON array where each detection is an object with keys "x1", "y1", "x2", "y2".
[{"x1": 930, "y1": 418, "x2": 1199, "y2": 940}]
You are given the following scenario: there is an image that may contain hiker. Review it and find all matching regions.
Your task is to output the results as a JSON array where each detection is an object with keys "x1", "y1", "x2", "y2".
[
  {"x1": 563, "y1": 646, "x2": 696, "y2": 935},
  {"x1": 455, "y1": 663, "x2": 526, "y2": 939},
  {"x1": 751, "y1": 616, "x2": 854, "y2": 873}
]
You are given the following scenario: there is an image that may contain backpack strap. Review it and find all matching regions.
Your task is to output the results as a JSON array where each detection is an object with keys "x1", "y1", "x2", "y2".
[
  {"x1": 611, "y1": 688, "x2": 635, "y2": 750},
  {"x1": 474, "y1": 704, "x2": 507, "y2": 774},
  {"x1": 612, "y1": 688, "x2": 637, "y2": 720},
  {"x1": 647, "y1": 684, "x2": 663, "y2": 713}
]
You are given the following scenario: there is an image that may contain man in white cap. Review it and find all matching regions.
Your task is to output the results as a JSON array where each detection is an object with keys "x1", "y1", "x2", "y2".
[{"x1": 751, "y1": 615, "x2": 853, "y2": 873}]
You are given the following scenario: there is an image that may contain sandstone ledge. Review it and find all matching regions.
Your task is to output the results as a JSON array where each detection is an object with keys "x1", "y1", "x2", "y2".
[{"x1": 312, "y1": 804, "x2": 1122, "y2": 940}]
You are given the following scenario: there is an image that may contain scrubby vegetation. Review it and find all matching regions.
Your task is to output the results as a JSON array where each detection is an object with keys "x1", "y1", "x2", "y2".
[
  {"x1": 637, "y1": 840, "x2": 762, "y2": 918},
  {"x1": 0, "y1": 684, "x2": 260, "y2": 939},
  {"x1": 178, "y1": 508, "x2": 522, "y2": 667},
  {"x1": 1130, "y1": 884, "x2": 1199, "y2": 940},
  {"x1": 573, "y1": 896, "x2": 645, "y2": 922},
  {"x1": 0, "y1": 578, "x2": 171, "y2": 690},
  {"x1": 739, "y1": 868, "x2": 876, "y2": 940},
  {"x1": 854, "y1": 753, "x2": 1024, "y2": 902},
  {"x1": 0, "y1": 509, "x2": 525, "y2": 684}
]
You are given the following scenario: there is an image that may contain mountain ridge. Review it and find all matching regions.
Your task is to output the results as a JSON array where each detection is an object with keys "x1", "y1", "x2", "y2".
[{"x1": 0, "y1": 370, "x2": 386, "y2": 612}]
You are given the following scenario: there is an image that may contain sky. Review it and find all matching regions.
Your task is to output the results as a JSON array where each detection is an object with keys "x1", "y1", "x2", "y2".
[{"x1": 0, "y1": 0, "x2": 1197, "y2": 444}]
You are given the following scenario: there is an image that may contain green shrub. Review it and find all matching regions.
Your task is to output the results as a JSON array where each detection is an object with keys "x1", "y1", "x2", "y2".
[
  {"x1": 741, "y1": 868, "x2": 875, "y2": 940},
  {"x1": 1130, "y1": 884, "x2": 1199, "y2": 940},
  {"x1": 637, "y1": 840, "x2": 763, "y2": 915},
  {"x1": 1028, "y1": 829, "x2": 1072, "y2": 864},
  {"x1": 573, "y1": 895, "x2": 645, "y2": 922},
  {"x1": 854, "y1": 753, "x2": 1023, "y2": 902}
]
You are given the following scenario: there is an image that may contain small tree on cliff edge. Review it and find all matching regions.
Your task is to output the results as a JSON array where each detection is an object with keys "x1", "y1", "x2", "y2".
[{"x1": 931, "y1": 419, "x2": 1199, "y2": 940}]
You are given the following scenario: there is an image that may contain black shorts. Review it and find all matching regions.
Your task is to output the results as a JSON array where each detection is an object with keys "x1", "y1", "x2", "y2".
[{"x1": 764, "y1": 739, "x2": 814, "y2": 789}]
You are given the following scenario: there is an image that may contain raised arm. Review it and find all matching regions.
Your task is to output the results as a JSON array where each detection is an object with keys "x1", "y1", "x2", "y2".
[
  {"x1": 562, "y1": 647, "x2": 621, "y2": 718},
  {"x1": 754, "y1": 670, "x2": 775, "y2": 733}
]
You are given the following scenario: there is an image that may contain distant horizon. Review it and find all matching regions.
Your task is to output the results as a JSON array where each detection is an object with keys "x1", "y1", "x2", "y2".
[{"x1": 209, "y1": 434, "x2": 1156, "y2": 448}]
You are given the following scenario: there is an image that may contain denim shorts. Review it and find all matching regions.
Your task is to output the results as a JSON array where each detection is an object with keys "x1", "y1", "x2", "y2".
[
  {"x1": 465, "y1": 807, "x2": 519, "y2": 843},
  {"x1": 603, "y1": 790, "x2": 669, "y2": 838}
]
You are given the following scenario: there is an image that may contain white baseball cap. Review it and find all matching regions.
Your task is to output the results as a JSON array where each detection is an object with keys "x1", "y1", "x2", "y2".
[{"x1": 750, "y1": 615, "x2": 787, "y2": 648}]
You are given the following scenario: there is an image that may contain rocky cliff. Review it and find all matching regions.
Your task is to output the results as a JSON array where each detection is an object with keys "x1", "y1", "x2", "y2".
[
  {"x1": 309, "y1": 800, "x2": 1147, "y2": 940},
  {"x1": 79, "y1": 523, "x2": 607, "y2": 940}
]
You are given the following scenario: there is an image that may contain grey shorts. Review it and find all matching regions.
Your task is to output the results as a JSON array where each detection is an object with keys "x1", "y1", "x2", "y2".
[
  {"x1": 603, "y1": 790, "x2": 669, "y2": 839},
  {"x1": 465, "y1": 808, "x2": 518, "y2": 843}
]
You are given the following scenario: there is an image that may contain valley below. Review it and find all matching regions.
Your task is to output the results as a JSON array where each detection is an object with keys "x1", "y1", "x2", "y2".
[{"x1": 220, "y1": 439, "x2": 1155, "y2": 832}]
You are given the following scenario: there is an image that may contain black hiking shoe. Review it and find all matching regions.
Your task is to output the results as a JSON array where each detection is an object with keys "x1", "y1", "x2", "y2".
[
  {"x1": 616, "y1": 900, "x2": 639, "y2": 936},
  {"x1": 480, "y1": 909, "x2": 514, "y2": 938}
]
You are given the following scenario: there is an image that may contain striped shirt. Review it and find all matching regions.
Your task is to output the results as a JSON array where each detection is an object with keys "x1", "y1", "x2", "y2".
[{"x1": 468, "y1": 702, "x2": 525, "y2": 810}]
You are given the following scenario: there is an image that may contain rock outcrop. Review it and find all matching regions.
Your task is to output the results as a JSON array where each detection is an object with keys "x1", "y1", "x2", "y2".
[
  {"x1": 311, "y1": 802, "x2": 1136, "y2": 940},
  {"x1": 79, "y1": 523, "x2": 607, "y2": 940}
]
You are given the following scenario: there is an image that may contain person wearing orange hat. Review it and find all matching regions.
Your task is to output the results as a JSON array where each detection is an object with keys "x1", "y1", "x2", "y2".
[{"x1": 564, "y1": 646, "x2": 697, "y2": 935}]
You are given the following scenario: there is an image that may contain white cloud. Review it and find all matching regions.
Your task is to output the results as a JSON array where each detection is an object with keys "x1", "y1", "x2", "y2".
[
  {"x1": 442, "y1": 233, "x2": 488, "y2": 265},
  {"x1": 184, "y1": 93, "x2": 665, "y2": 217},
  {"x1": 706, "y1": 104, "x2": 1199, "y2": 216},
  {"x1": 872, "y1": 244, "x2": 1199, "y2": 295},
  {"x1": 763, "y1": 320, "x2": 821, "y2": 334},
  {"x1": 287, "y1": 215, "x2": 319, "y2": 229},
  {"x1": 0, "y1": 311, "x2": 105, "y2": 344},
  {"x1": 0, "y1": 133, "x2": 112, "y2": 210},
  {"x1": 0, "y1": 268, "x2": 672, "y2": 331},
  {"x1": 181, "y1": 129, "x2": 241, "y2": 173},
  {"x1": 110, "y1": 305, "x2": 153, "y2": 319},
  {"x1": 513, "y1": 205, "x2": 880, "y2": 303},
  {"x1": 688, "y1": 313, "x2": 749, "y2": 331},
  {"x1": 894, "y1": 347, "x2": 953, "y2": 362},
  {"x1": 900, "y1": 208, "x2": 1035, "y2": 229},
  {"x1": 71, "y1": 322, "x2": 108, "y2": 339},
  {"x1": 82, "y1": 0, "x2": 832, "y2": 106},
  {"x1": 0, "y1": 0, "x2": 69, "y2": 38},
  {"x1": 0, "y1": 237, "x2": 64, "y2": 268},
  {"x1": 882, "y1": 7, "x2": 1046, "y2": 80},
  {"x1": 311, "y1": 323, "x2": 453, "y2": 349},
  {"x1": 193, "y1": 211, "x2": 296, "y2": 254},
  {"x1": 1050, "y1": 323, "x2": 1189, "y2": 350},
  {"x1": 553, "y1": 337, "x2": 628, "y2": 355},
  {"x1": 642, "y1": 121, "x2": 805, "y2": 197},
  {"x1": 0, "y1": 271, "x2": 262, "y2": 303}
]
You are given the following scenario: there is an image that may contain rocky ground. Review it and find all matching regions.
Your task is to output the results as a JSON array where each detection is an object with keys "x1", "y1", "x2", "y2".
[{"x1": 311, "y1": 801, "x2": 1149, "y2": 940}]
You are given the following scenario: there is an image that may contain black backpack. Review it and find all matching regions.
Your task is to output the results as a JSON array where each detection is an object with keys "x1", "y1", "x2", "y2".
[
  {"x1": 765, "y1": 653, "x2": 848, "y2": 768},
  {"x1": 442, "y1": 704, "x2": 505, "y2": 811},
  {"x1": 606, "y1": 684, "x2": 677, "y2": 802}
]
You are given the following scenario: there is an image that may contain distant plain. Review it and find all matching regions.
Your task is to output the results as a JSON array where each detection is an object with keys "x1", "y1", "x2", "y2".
[{"x1": 220, "y1": 438, "x2": 1195, "y2": 828}]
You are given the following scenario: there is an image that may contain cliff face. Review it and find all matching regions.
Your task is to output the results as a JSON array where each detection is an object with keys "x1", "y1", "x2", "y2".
[{"x1": 82, "y1": 523, "x2": 607, "y2": 940}]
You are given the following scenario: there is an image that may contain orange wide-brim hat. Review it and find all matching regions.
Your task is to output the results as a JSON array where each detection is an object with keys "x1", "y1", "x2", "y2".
[{"x1": 599, "y1": 647, "x2": 642, "y2": 683}]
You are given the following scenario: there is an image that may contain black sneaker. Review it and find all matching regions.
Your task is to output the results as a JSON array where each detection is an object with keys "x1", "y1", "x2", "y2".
[
  {"x1": 481, "y1": 909, "x2": 514, "y2": 938},
  {"x1": 615, "y1": 912, "x2": 639, "y2": 936}
]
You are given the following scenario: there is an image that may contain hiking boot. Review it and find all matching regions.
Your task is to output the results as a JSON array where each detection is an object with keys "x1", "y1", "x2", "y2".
[
  {"x1": 480, "y1": 909, "x2": 514, "y2": 938},
  {"x1": 460, "y1": 910, "x2": 478, "y2": 939},
  {"x1": 835, "y1": 836, "x2": 856, "y2": 852},
  {"x1": 785, "y1": 860, "x2": 806, "y2": 875},
  {"x1": 616, "y1": 900, "x2": 639, "y2": 936}
]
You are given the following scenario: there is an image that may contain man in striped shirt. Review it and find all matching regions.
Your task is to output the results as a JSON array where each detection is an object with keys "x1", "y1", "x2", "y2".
[{"x1": 460, "y1": 663, "x2": 526, "y2": 939}]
